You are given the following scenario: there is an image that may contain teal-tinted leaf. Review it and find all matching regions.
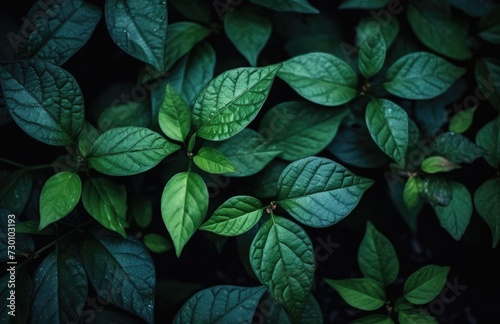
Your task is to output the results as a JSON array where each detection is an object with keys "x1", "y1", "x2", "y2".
[
  {"x1": 450, "y1": 0, "x2": 494, "y2": 17},
  {"x1": 225, "y1": 9, "x2": 272, "y2": 66},
  {"x1": 22, "y1": 0, "x2": 101, "y2": 65},
  {"x1": 434, "y1": 132, "x2": 485, "y2": 164},
  {"x1": 161, "y1": 171, "x2": 208, "y2": 257},
  {"x1": 339, "y1": 0, "x2": 388, "y2": 9},
  {"x1": 211, "y1": 128, "x2": 282, "y2": 177},
  {"x1": 174, "y1": 285, "x2": 266, "y2": 323},
  {"x1": 130, "y1": 195, "x2": 153, "y2": 229},
  {"x1": 449, "y1": 107, "x2": 476, "y2": 134},
  {"x1": 1, "y1": 270, "x2": 32, "y2": 323},
  {"x1": 420, "y1": 156, "x2": 460, "y2": 174},
  {"x1": 143, "y1": 233, "x2": 173, "y2": 253},
  {"x1": 383, "y1": 52, "x2": 466, "y2": 100},
  {"x1": 0, "y1": 208, "x2": 34, "y2": 261},
  {"x1": 358, "y1": 23, "x2": 386, "y2": 78},
  {"x1": 193, "y1": 64, "x2": 281, "y2": 140},
  {"x1": 433, "y1": 182, "x2": 472, "y2": 240},
  {"x1": 170, "y1": 0, "x2": 212, "y2": 24},
  {"x1": 159, "y1": 84, "x2": 191, "y2": 142},
  {"x1": 358, "y1": 16, "x2": 399, "y2": 49},
  {"x1": 250, "y1": 216, "x2": 315, "y2": 321},
  {"x1": 478, "y1": 6, "x2": 500, "y2": 44},
  {"x1": 30, "y1": 251, "x2": 87, "y2": 324},
  {"x1": 277, "y1": 157, "x2": 374, "y2": 227},
  {"x1": 396, "y1": 299, "x2": 438, "y2": 324},
  {"x1": 389, "y1": 180, "x2": 421, "y2": 233},
  {"x1": 325, "y1": 278, "x2": 385, "y2": 311},
  {"x1": 421, "y1": 176, "x2": 452, "y2": 207},
  {"x1": 253, "y1": 161, "x2": 289, "y2": 198},
  {"x1": 249, "y1": 0, "x2": 319, "y2": 13},
  {"x1": 407, "y1": 3, "x2": 471, "y2": 60},
  {"x1": 403, "y1": 176, "x2": 423, "y2": 210},
  {"x1": 259, "y1": 101, "x2": 348, "y2": 161},
  {"x1": 105, "y1": 0, "x2": 168, "y2": 73},
  {"x1": 366, "y1": 98, "x2": 408, "y2": 166},
  {"x1": 0, "y1": 60, "x2": 84, "y2": 146},
  {"x1": 265, "y1": 293, "x2": 324, "y2": 324},
  {"x1": 475, "y1": 58, "x2": 500, "y2": 112},
  {"x1": 200, "y1": 196, "x2": 264, "y2": 236},
  {"x1": 83, "y1": 231, "x2": 155, "y2": 323},
  {"x1": 77, "y1": 121, "x2": 101, "y2": 157},
  {"x1": 476, "y1": 116, "x2": 500, "y2": 168},
  {"x1": 474, "y1": 178, "x2": 500, "y2": 248},
  {"x1": 358, "y1": 222, "x2": 399, "y2": 286},
  {"x1": 0, "y1": 170, "x2": 32, "y2": 216},
  {"x1": 98, "y1": 100, "x2": 151, "y2": 131},
  {"x1": 88, "y1": 126, "x2": 180, "y2": 176},
  {"x1": 82, "y1": 178, "x2": 127, "y2": 237},
  {"x1": 352, "y1": 314, "x2": 395, "y2": 324},
  {"x1": 39, "y1": 172, "x2": 81, "y2": 230},
  {"x1": 278, "y1": 52, "x2": 358, "y2": 106},
  {"x1": 403, "y1": 265, "x2": 450, "y2": 305},
  {"x1": 194, "y1": 147, "x2": 237, "y2": 174},
  {"x1": 16, "y1": 220, "x2": 57, "y2": 236}
]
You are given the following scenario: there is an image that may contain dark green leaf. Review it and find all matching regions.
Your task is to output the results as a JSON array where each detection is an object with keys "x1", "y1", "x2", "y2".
[
  {"x1": 449, "y1": 107, "x2": 476, "y2": 134},
  {"x1": 478, "y1": 6, "x2": 500, "y2": 44},
  {"x1": 161, "y1": 171, "x2": 208, "y2": 257},
  {"x1": 200, "y1": 196, "x2": 264, "y2": 236},
  {"x1": 105, "y1": 0, "x2": 168, "y2": 73},
  {"x1": 82, "y1": 178, "x2": 127, "y2": 237},
  {"x1": 475, "y1": 58, "x2": 500, "y2": 112},
  {"x1": 403, "y1": 176, "x2": 424, "y2": 210},
  {"x1": 384, "y1": 52, "x2": 466, "y2": 99},
  {"x1": 143, "y1": 233, "x2": 173, "y2": 253},
  {"x1": 474, "y1": 178, "x2": 500, "y2": 248},
  {"x1": 83, "y1": 231, "x2": 155, "y2": 323},
  {"x1": 421, "y1": 176, "x2": 452, "y2": 207},
  {"x1": 159, "y1": 84, "x2": 191, "y2": 142},
  {"x1": 250, "y1": 216, "x2": 315, "y2": 321},
  {"x1": 358, "y1": 16, "x2": 399, "y2": 49},
  {"x1": 433, "y1": 181, "x2": 472, "y2": 240},
  {"x1": 476, "y1": 116, "x2": 500, "y2": 168},
  {"x1": 0, "y1": 170, "x2": 32, "y2": 216},
  {"x1": 0, "y1": 208, "x2": 34, "y2": 261},
  {"x1": 98, "y1": 100, "x2": 151, "y2": 131},
  {"x1": 277, "y1": 157, "x2": 374, "y2": 227},
  {"x1": 403, "y1": 265, "x2": 449, "y2": 305},
  {"x1": 434, "y1": 132, "x2": 485, "y2": 164},
  {"x1": 174, "y1": 285, "x2": 266, "y2": 323},
  {"x1": 193, "y1": 64, "x2": 281, "y2": 140},
  {"x1": 170, "y1": 0, "x2": 212, "y2": 24},
  {"x1": 225, "y1": 9, "x2": 272, "y2": 66},
  {"x1": 16, "y1": 220, "x2": 57, "y2": 236},
  {"x1": 397, "y1": 299, "x2": 438, "y2": 324},
  {"x1": 358, "y1": 222, "x2": 399, "y2": 286},
  {"x1": 77, "y1": 121, "x2": 101, "y2": 157},
  {"x1": 351, "y1": 314, "x2": 395, "y2": 324},
  {"x1": 249, "y1": 0, "x2": 319, "y2": 13},
  {"x1": 325, "y1": 278, "x2": 385, "y2": 311},
  {"x1": 0, "y1": 60, "x2": 84, "y2": 146},
  {"x1": 39, "y1": 172, "x2": 81, "y2": 230},
  {"x1": 265, "y1": 293, "x2": 324, "y2": 324},
  {"x1": 88, "y1": 126, "x2": 180, "y2": 176},
  {"x1": 389, "y1": 180, "x2": 421, "y2": 233},
  {"x1": 278, "y1": 52, "x2": 358, "y2": 106},
  {"x1": 358, "y1": 23, "x2": 386, "y2": 78},
  {"x1": 450, "y1": 0, "x2": 494, "y2": 17},
  {"x1": 30, "y1": 251, "x2": 88, "y2": 324},
  {"x1": 420, "y1": 156, "x2": 460, "y2": 174},
  {"x1": 339, "y1": 0, "x2": 388, "y2": 9},
  {"x1": 253, "y1": 161, "x2": 289, "y2": 198},
  {"x1": 130, "y1": 195, "x2": 153, "y2": 229},
  {"x1": 366, "y1": 98, "x2": 409, "y2": 166}
]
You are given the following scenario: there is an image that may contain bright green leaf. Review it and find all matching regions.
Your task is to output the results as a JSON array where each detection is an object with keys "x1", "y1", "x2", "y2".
[
  {"x1": 278, "y1": 52, "x2": 358, "y2": 106},
  {"x1": 421, "y1": 156, "x2": 460, "y2": 174},
  {"x1": 0, "y1": 170, "x2": 32, "y2": 216},
  {"x1": 434, "y1": 132, "x2": 485, "y2": 164},
  {"x1": 403, "y1": 176, "x2": 423, "y2": 210},
  {"x1": 325, "y1": 278, "x2": 385, "y2": 311},
  {"x1": 358, "y1": 23, "x2": 386, "y2": 78},
  {"x1": 433, "y1": 181, "x2": 472, "y2": 240},
  {"x1": 474, "y1": 178, "x2": 500, "y2": 248},
  {"x1": 475, "y1": 58, "x2": 500, "y2": 112},
  {"x1": 478, "y1": 6, "x2": 500, "y2": 44},
  {"x1": 277, "y1": 157, "x2": 374, "y2": 227},
  {"x1": 404, "y1": 264, "x2": 450, "y2": 305},
  {"x1": 39, "y1": 172, "x2": 81, "y2": 230},
  {"x1": 159, "y1": 84, "x2": 191, "y2": 142},
  {"x1": 339, "y1": 0, "x2": 388, "y2": 9},
  {"x1": 449, "y1": 107, "x2": 476, "y2": 134},
  {"x1": 194, "y1": 147, "x2": 237, "y2": 174},
  {"x1": 476, "y1": 116, "x2": 500, "y2": 168},
  {"x1": 249, "y1": 0, "x2": 319, "y2": 13},
  {"x1": 143, "y1": 233, "x2": 173, "y2": 253}
]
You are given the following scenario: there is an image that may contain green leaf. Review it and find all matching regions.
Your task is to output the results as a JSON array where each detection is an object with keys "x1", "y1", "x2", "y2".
[
  {"x1": 15, "y1": 220, "x2": 56, "y2": 236},
  {"x1": 383, "y1": 52, "x2": 466, "y2": 99},
  {"x1": 264, "y1": 293, "x2": 324, "y2": 324},
  {"x1": 351, "y1": 314, "x2": 395, "y2": 324},
  {"x1": 476, "y1": 116, "x2": 500, "y2": 168},
  {"x1": 163, "y1": 22, "x2": 212, "y2": 72},
  {"x1": 450, "y1": 0, "x2": 494, "y2": 17},
  {"x1": 277, "y1": 157, "x2": 374, "y2": 227},
  {"x1": 475, "y1": 58, "x2": 500, "y2": 112},
  {"x1": 31, "y1": 251, "x2": 87, "y2": 324},
  {"x1": 278, "y1": 52, "x2": 358, "y2": 106},
  {"x1": 259, "y1": 101, "x2": 348, "y2": 161},
  {"x1": 358, "y1": 222, "x2": 399, "y2": 286},
  {"x1": 225, "y1": 9, "x2": 272, "y2": 66},
  {"x1": 433, "y1": 181, "x2": 472, "y2": 239},
  {"x1": 82, "y1": 178, "x2": 127, "y2": 237},
  {"x1": 77, "y1": 121, "x2": 101, "y2": 157},
  {"x1": 421, "y1": 176, "x2": 452, "y2": 207},
  {"x1": 478, "y1": 6, "x2": 500, "y2": 44},
  {"x1": 143, "y1": 233, "x2": 173, "y2": 253},
  {"x1": 174, "y1": 285, "x2": 266, "y2": 323},
  {"x1": 39, "y1": 172, "x2": 81, "y2": 230},
  {"x1": 22, "y1": 0, "x2": 101, "y2": 65},
  {"x1": 88, "y1": 126, "x2": 180, "y2": 176},
  {"x1": 397, "y1": 300, "x2": 438, "y2": 324},
  {"x1": 170, "y1": 0, "x2": 212, "y2": 24},
  {"x1": 325, "y1": 278, "x2": 385, "y2": 311},
  {"x1": 105, "y1": 0, "x2": 168, "y2": 73},
  {"x1": 421, "y1": 156, "x2": 460, "y2": 174},
  {"x1": 159, "y1": 84, "x2": 191, "y2": 142},
  {"x1": 0, "y1": 60, "x2": 84, "y2": 146},
  {"x1": 83, "y1": 231, "x2": 155, "y2": 323},
  {"x1": 211, "y1": 128, "x2": 282, "y2": 177},
  {"x1": 389, "y1": 180, "x2": 421, "y2": 233},
  {"x1": 434, "y1": 132, "x2": 485, "y2": 164},
  {"x1": 403, "y1": 264, "x2": 450, "y2": 305},
  {"x1": 0, "y1": 170, "x2": 32, "y2": 216},
  {"x1": 130, "y1": 195, "x2": 153, "y2": 229},
  {"x1": 339, "y1": 0, "x2": 388, "y2": 10},
  {"x1": 449, "y1": 107, "x2": 476, "y2": 134},
  {"x1": 474, "y1": 178, "x2": 500, "y2": 248},
  {"x1": 193, "y1": 64, "x2": 281, "y2": 140},
  {"x1": 250, "y1": 216, "x2": 315, "y2": 321},
  {"x1": 1, "y1": 270, "x2": 32, "y2": 323},
  {"x1": 194, "y1": 147, "x2": 237, "y2": 174},
  {"x1": 407, "y1": 3, "x2": 471, "y2": 60},
  {"x1": 200, "y1": 196, "x2": 264, "y2": 236},
  {"x1": 403, "y1": 176, "x2": 423, "y2": 210},
  {"x1": 98, "y1": 100, "x2": 151, "y2": 131},
  {"x1": 358, "y1": 23, "x2": 386, "y2": 78},
  {"x1": 358, "y1": 16, "x2": 399, "y2": 49},
  {"x1": 161, "y1": 171, "x2": 208, "y2": 257},
  {"x1": 0, "y1": 208, "x2": 34, "y2": 261},
  {"x1": 249, "y1": 0, "x2": 319, "y2": 13},
  {"x1": 253, "y1": 161, "x2": 289, "y2": 198},
  {"x1": 366, "y1": 98, "x2": 408, "y2": 166}
]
